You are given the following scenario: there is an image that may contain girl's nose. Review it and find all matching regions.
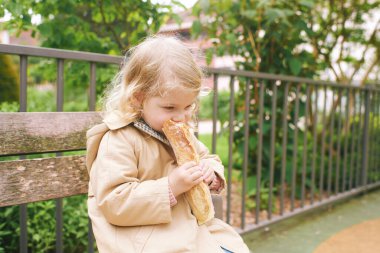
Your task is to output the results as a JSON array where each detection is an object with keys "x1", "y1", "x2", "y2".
[
  {"x1": 172, "y1": 114, "x2": 185, "y2": 122},
  {"x1": 172, "y1": 112, "x2": 189, "y2": 123}
]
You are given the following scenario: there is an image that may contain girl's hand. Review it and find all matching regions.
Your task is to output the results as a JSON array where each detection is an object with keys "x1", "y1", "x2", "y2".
[
  {"x1": 168, "y1": 161, "x2": 203, "y2": 197},
  {"x1": 199, "y1": 160, "x2": 216, "y2": 186}
]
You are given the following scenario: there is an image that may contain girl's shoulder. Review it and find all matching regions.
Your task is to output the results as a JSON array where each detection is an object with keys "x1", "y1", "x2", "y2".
[{"x1": 107, "y1": 124, "x2": 143, "y2": 143}]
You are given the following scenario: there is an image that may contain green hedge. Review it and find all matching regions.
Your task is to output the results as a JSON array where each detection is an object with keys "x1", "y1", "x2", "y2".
[{"x1": 0, "y1": 54, "x2": 19, "y2": 103}]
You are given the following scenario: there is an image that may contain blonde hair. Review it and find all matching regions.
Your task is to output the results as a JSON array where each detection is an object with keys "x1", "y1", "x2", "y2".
[{"x1": 103, "y1": 35, "x2": 203, "y2": 122}]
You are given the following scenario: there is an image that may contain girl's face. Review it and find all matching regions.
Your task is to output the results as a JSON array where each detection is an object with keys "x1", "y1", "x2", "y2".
[{"x1": 141, "y1": 87, "x2": 198, "y2": 133}]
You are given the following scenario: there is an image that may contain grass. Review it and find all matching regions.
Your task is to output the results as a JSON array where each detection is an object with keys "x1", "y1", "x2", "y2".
[{"x1": 198, "y1": 133, "x2": 229, "y2": 167}]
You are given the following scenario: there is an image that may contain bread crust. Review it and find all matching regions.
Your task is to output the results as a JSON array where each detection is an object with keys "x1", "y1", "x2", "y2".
[{"x1": 162, "y1": 120, "x2": 215, "y2": 225}]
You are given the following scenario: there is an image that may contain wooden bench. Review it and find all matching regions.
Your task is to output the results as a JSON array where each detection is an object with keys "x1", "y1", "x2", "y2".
[{"x1": 0, "y1": 112, "x2": 223, "y2": 242}]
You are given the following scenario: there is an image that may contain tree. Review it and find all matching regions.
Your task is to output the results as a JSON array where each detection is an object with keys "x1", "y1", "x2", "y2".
[
  {"x1": 0, "y1": 0, "x2": 185, "y2": 111},
  {"x1": 192, "y1": 0, "x2": 379, "y2": 85},
  {"x1": 0, "y1": 0, "x2": 179, "y2": 54},
  {"x1": 192, "y1": 0, "x2": 318, "y2": 77},
  {"x1": 306, "y1": 0, "x2": 380, "y2": 86},
  {"x1": 191, "y1": 0, "x2": 380, "y2": 205}
]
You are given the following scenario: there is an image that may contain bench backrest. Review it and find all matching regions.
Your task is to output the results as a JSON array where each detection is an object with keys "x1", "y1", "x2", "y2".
[
  {"x1": 0, "y1": 112, "x2": 223, "y2": 219},
  {"x1": 0, "y1": 112, "x2": 102, "y2": 207}
]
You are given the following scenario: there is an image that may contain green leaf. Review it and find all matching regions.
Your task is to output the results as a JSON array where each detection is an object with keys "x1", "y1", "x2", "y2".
[
  {"x1": 199, "y1": 0, "x2": 210, "y2": 12},
  {"x1": 241, "y1": 10, "x2": 257, "y2": 20},
  {"x1": 247, "y1": 175, "x2": 257, "y2": 196},
  {"x1": 205, "y1": 48, "x2": 213, "y2": 65},
  {"x1": 226, "y1": 33, "x2": 236, "y2": 45},
  {"x1": 300, "y1": 0, "x2": 315, "y2": 8},
  {"x1": 191, "y1": 20, "x2": 202, "y2": 37},
  {"x1": 289, "y1": 58, "x2": 302, "y2": 75}
]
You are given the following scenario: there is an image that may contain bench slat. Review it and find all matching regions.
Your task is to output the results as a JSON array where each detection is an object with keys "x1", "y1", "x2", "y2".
[
  {"x1": 0, "y1": 155, "x2": 89, "y2": 207},
  {"x1": 0, "y1": 112, "x2": 102, "y2": 156}
]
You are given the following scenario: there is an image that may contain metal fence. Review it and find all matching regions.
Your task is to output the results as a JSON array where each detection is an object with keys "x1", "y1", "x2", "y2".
[
  {"x1": 207, "y1": 68, "x2": 380, "y2": 234},
  {"x1": 1, "y1": 44, "x2": 379, "y2": 250}
]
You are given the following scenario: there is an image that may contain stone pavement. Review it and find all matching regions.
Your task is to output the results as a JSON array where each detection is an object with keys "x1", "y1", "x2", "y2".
[{"x1": 243, "y1": 189, "x2": 380, "y2": 253}]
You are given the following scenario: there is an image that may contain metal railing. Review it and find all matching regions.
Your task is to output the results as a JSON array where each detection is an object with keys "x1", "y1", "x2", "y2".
[
  {"x1": 207, "y1": 68, "x2": 380, "y2": 234},
  {"x1": 1, "y1": 44, "x2": 379, "y2": 250}
]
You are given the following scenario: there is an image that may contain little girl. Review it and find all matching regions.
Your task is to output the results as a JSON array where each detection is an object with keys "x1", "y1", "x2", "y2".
[{"x1": 86, "y1": 35, "x2": 250, "y2": 253}]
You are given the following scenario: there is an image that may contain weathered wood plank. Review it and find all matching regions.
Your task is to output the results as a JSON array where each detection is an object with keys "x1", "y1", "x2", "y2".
[
  {"x1": 0, "y1": 112, "x2": 102, "y2": 156},
  {"x1": 0, "y1": 155, "x2": 89, "y2": 207}
]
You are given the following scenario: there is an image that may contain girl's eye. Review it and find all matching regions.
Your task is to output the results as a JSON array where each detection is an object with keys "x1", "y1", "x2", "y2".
[
  {"x1": 163, "y1": 106, "x2": 174, "y2": 110},
  {"x1": 186, "y1": 104, "x2": 195, "y2": 110}
]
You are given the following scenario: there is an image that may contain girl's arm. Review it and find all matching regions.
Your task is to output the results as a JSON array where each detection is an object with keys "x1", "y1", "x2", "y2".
[{"x1": 89, "y1": 129, "x2": 172, "y2": 227}]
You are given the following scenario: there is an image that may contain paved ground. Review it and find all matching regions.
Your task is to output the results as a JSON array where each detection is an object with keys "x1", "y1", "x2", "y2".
[
  {"x1": 198, "y1": 120, "x2": 220, "y2": 134},
  {"x1": 243, "y1": 189, "x2": 380, "y2": 253},
  {"x1": 313, "y1": 217, "x2": 380, "y2": 253}
]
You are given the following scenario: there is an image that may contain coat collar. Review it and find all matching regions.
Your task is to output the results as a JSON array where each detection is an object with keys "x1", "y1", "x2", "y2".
[
  {"x1": 133, "y1": 120, "x2": 170, "y2": 146},
  {"x1": 103, "y1": 110, "x2": 170, "y2": 146}
]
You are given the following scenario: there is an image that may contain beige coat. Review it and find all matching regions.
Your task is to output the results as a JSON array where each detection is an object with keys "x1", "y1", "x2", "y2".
[{"x1": 86, "y1": 113, "x2": 250, "y2": 253}]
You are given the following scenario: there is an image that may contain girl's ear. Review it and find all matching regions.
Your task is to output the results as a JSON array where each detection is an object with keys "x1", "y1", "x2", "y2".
[{"x1": 131, "y1": 92, "x2": 144, "y2": 107}]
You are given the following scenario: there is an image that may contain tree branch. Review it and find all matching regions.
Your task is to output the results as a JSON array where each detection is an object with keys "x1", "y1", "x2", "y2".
[
  {"x1": 360, "y1": 55, "x2": 380, "y2": 86},
  {"x1": 349, "y1": 19, "x2": 380, "y2": 84},
  {"x1": 98, "y1": 0, "x2": 124, "y2": 50},
  {"x1": 247, "y1": 29, "x2": 261, "y2": 72}
]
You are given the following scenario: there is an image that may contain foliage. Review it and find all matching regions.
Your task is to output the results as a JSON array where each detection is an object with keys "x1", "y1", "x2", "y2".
[
  {"x1": 192, "y1": 0, "x2": 318, "y2": 195},
  {"x1": 304, "y1": 0, "x2": 380, "y2": 85},
  {"x1": 1, "y1": 0, "x2": 180, "y2": 54},
  {"x1": 192, "y1": 0, "x2": 380, "y2": 84},
  {"x1": 192, "y1": 0, "x2": 380, "y2": 210},
  {"x1": 0, "y1": 205, "x2": 19, "y2": 252},
  {"x1": 63, "y1": 195, "x2": 94, "y2": 252},
  {"x1": 0, "y1": 195, "x2": 91, "y2": 252},
  {"x1": 199, "y1": 132, "x2": 229, "y2": 167},
  {"x1": 192, "y1": 0, "x2": 319, "y2": 77},
  {"x1": 0, "y1": 0, "x2": 184, "y2": 107},
  {"x1": 198, "y1": 90, "x2": 231, "y2": 122},
  {"x1": 0, "y1": 101, "x2": 19, "y2": 112},
  {"x1": 0, "y1": 54, "x2": 19, "y2": 103}
]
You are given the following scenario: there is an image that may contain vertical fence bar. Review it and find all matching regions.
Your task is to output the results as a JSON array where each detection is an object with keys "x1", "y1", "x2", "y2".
[
  {"x1": 369, "y1": 92, "x2": 374, "y2": 184},
  {"x1": 349, "y1": 90, "x2": 357, "y2": 190},
  {"x1": 89, "y1": 62, "x2": 96, "y2": 111},
  {"x1": 319, "y1": 86, "x2": 327, "y2": 201},
  {"x1": 327, "y1": 89, "x2": 336, "y2": 197},
  {"x1": 268, "y1": 82, "x2": 277, "y2": 219},
  {"x1": 88, "y1": 64, "x2": 96, "y2": 253},
  {"x1": 291, "y1": 84, "x2": 300, "y2": 211},
  {"x1": 374, "y1": 91, "x2": 378, "y2": 183},
  {"x1": 370, "y1": 91, "x2": 378, "y2": 184},
  {"x1": 342, "y1": 88, "x2": 350, "y2": 192},
  {"x1": 335, "y1": 89, "x2": 342, "y2": 194},
  {"x1": 361, "y1": 89, "x2": 370, "y2": 187},
  {"x1": 20, "y1": 56, "x2": 27, "y2": 112},
  {"x1": 57, "y1": 59, "x2": 64, "y2": 112},
  {"x1": 377, "y1": 92, "x2": 380, "y2": 182},
  {"x1": 311, "y1": 86, "x2": 318, "y2": 204},
  {"x1": 291, "y1": 84, "x2": 300, "y2": 210},
  {"x1": 375, "y1": 92, "x2": 380, "y2": 182},
  {"x1": 56, "y1": 58, "x2": 64, "y2": 253},
  {"x1": 373, "y1": 91, "x2": 378, "y2": 183},
  {"x1": 355, "y1": 91, "x2": 364, "y2": 187},
  {"x1": 301, "y1": 85, "x2": 310, "y2": 207},
  {"x1": 212, "y1": 74, "x2": 219, "y2": 154},
  {"x1": 241, "y1": 79, "x2": 251, "y2": 230},
  {"x1": 227, "y1": 76, "x2": 235, "y2": 224},
  {"x1": 280, "y1": 82, "x2": 289, "y2": 214},
  {"x1": 372, "y1": 91, "x2": 378, "y2": 183},
  {"x1": 19, "y1": 55, "x2": 28, "y2": 253},
  {"x1": 255, "y1": 81, "x2": 264, "y2": 224}
]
